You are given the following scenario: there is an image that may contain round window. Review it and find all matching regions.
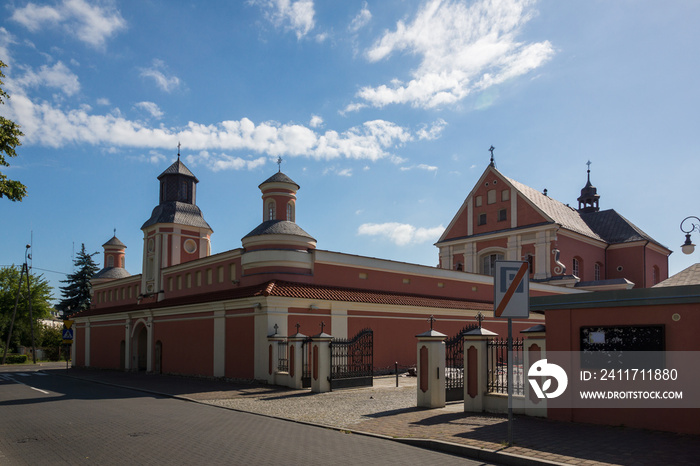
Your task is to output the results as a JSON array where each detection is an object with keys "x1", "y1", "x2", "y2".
[{"x1": 184, "y1": 239, "x2": 197, "y2": 254}]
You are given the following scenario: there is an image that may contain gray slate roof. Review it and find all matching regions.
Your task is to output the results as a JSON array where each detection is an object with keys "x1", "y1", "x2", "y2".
[
  {"x1": 259, "y1": 172, "x2": 299, "y2": 189},
  {"x1": 93, "y1": 267, "x2": 131, "y2": 280},
  {"x1": 141, "y1": 201, "x2": 212, "y2": 230},
  {"x1": 243, "y1": 220, "x2": 314, "y2": 240},
  {"x1": 580, "y1": 209, "x2": 661, "y2": 246},
  {"x1": 158, "y1": 159, "x2": 198, "y2": 182},
  {"x1": 654, "y1": 263, "x2": 700, "y2": 287},
  {"x1": 102, "y1": 236, "x2": 126, "y2": 248}
]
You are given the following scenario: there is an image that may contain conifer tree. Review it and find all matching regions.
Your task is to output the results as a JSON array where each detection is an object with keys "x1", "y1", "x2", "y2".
[{"x1": 56, "y1": 244, "x2": 99, "y2": 318}]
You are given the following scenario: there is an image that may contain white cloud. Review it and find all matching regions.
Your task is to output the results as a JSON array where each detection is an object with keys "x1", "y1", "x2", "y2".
[
  {"x1": 11, "y1": 0, "x2": 126, "y2": 48},
  {"x1": 4, "y1": 88, "x2": 422, "y2": 164},
  {"x1": 309, "y1": 115, "x2": 323, "y2": 128},
  {"x1": 349, "y1": 2, "x2": 372, "y2": 32},
  {"x1": 11, "y1": 61, "x2": 80, "y2": 96},
  {"x1": 352, "y1": 0, "x2": 553, "y2": 109},
  {"x1": 134, "y1": 101, "x2": 164, "y2": 119},
  {"x1": 357, "y1": 222, "x2": 445, "y2": 246},
  {"x1": 416, "y1": 118, "x2": 447, "y2": 140},
  {"x1": 96, "y1": 97, "x2": 110, "y2": 106},
  {"x1": 254, "y1": 0, "x2": 316, "y2": 39},
  {"x1": 400, "y1": 164, "x2": 438, "y2": 172},
  {"x1": 140, "y1": 60, "x2": 181, "y2": 93}
]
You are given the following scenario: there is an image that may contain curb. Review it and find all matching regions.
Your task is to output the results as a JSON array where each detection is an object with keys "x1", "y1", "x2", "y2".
[{"x1": 50, "y1": 370, "x2": 567, "y2": 466}]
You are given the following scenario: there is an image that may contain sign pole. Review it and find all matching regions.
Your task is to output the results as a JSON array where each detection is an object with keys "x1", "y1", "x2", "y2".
[{"x1": 507, "y1": 317, "x2": 513, "y2": 446}]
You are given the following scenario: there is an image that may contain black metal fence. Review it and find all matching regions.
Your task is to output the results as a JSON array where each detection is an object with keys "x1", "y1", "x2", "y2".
[
  {"x1": 277, "y1": 340, "x2": 288, "y2": 372},
  {"x1": 329, "y1": 328, "x2": 373, "y2": 390},
  {"x1": 301, "y1": 337, "x2": 312, "y2": 388},
  {"x1": 445, "y1": 323, "x2": 478, "y2": 401},
  {"x1": 486, "y1": 337, "x2": 524, "y2": 395}
]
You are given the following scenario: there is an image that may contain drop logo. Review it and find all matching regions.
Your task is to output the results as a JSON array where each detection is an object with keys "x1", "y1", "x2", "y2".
[{"x1": 528, "y1": 359, "x2": 568, "y2": 399}]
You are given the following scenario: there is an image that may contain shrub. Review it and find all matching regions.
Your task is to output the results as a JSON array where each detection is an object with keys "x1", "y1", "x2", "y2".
[{"x1": 5, "y1": 354, "x2": 28, "y2": 364}]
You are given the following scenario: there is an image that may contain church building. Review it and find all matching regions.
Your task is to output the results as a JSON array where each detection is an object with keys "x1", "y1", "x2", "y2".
[
  {"x1": 71, "y1": 151, "x2": 668, "y2": 381},
  {"x1": 436, "y1": 156, "x2": 670, "y2": 290}
]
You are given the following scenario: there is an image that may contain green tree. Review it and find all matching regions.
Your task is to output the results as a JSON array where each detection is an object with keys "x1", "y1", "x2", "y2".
[
  {"x1": 56, "y1": 244, "x2": 99, "y2": 319},
  {"x1": 0, "y1": 60, "x2": 27, "y2": 202},
  {"x1": 37, "y1": 323, "x2": 64, "y2": 361},
  {"x1": 0, "y1": 266, "x2": 53, "y2": 351}
]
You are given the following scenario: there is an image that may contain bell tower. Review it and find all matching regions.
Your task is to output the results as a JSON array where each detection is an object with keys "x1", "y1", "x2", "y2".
[
  {"x1": 140, "y1": 149, "x2": 213, "y2": 300},
  {"x1": 577, "y1": 160, "x2": 600, "y2": 213}
]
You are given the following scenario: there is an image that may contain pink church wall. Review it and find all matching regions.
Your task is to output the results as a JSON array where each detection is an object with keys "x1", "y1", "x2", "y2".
[
  {"x1": 154, "y1": 313, "x2": 214, "y2": 377},
  {"x1": 89, "y1": 323, "x2": 124, "y2": 369},
  {"x1": 225, "y1": 313, "x2": 255, "y2": 379}
]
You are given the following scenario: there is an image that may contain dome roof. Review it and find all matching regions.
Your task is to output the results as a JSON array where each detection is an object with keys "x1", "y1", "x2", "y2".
[{"x1": 259, "y1": 172, "x2": 299, "y2": 189}]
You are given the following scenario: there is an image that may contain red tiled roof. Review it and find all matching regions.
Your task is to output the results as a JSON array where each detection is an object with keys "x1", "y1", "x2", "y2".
[{"x1": 72, "y1": 280, "x2": 492, "y2": 319}]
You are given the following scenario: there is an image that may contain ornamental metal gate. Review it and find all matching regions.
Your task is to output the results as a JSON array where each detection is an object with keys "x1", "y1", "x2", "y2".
[
  {"x1": 445, "y1": 324, "x2": 478, "y2": 401},
  {"x1": 487, "y1": 337, "x2": 524, "y2": 395},
  {"x1": 301, "y1": 337, "x2": 312, "y2": 388},
  {"x1": 329, "y1": 328, "x2": 373, "y2": 390}
]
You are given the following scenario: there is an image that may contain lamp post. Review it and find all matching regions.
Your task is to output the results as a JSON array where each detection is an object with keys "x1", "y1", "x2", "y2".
[{"x1": 680, "y1": 216, "x2": 700, "y2": 255}]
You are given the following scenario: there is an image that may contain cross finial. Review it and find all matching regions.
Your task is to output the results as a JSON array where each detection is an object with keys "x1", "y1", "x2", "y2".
[
  {"x1": 488, "y1": 146, "x2": 495, "y2": 166},
  {"x1": 273, "y1": 323, "x2": 279, "y2": 334},
  {"x1": 319, "y1": 321, "x2": 326, "y2": 333},
  {"x1": 295, "y1": 322, "x2": 301, "y2": 334},
  {"x1": 177, "y1": 142, "x2": 181, "y2": 160},
  {"x1": 586, "y1": 160, "x2": 592, "y2": 182},
  {"x1": 113, "y1": 228, "x2": 116, "y2": 237},
  {"x1": 277, "y1": 156, "x2": 283, "y2": 172},
  {"x1": 475, "y1": 311, "x2": 484, "y2": 329},
  {"x1": 428, "y1": 315, "x2": 436, "y2": 330}
]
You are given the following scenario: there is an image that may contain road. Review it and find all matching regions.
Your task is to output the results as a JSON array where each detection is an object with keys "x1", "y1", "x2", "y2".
[{"x1": 0, "y1": 365, "x2": 492, "y2": 465}]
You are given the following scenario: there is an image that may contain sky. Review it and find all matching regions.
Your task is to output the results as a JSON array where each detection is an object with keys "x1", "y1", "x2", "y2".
[{"x1": 2, "y1": 0, "x2": 700, "y2": 304}]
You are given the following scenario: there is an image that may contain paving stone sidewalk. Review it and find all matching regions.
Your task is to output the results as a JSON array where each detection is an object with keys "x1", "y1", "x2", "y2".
[{"x1": 48, "y1": 366, "x2": 700, "y2": 466}]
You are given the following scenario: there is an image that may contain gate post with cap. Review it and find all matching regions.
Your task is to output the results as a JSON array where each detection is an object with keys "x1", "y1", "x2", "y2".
[{"x1": 416, "y1": 327, "x2": 447, "y2": 408}]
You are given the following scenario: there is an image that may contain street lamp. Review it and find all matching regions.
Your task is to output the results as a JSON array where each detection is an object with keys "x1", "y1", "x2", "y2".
[{"x1": 680, "y1": 216, "x2": 700, "y2": 255}]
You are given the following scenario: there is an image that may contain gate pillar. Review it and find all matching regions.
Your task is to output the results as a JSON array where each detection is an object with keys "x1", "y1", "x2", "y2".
[
  {"x1": 416, "y1": 329, "x2": 447, "y2": 408},
  {"x1": 311, "y1": 332, "x2": 332, "y2": 393},
  {"x1": 463, "y1": 327, "x2": 498, "y2": 412},
  {"x1": 521, "y1": 324, "x2": 547, "y2": 417},
  {"x1": 267, "y1": 329, "x2": 286, "y2": 386},
  {"x1": 287, "y1": 332, "x2": 307, "y2": 389}
]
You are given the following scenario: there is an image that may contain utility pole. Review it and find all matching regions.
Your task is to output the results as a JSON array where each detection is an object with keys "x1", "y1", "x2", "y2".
[{"x1": 2, "y1": 245, "x2": 37, "y2": 365}]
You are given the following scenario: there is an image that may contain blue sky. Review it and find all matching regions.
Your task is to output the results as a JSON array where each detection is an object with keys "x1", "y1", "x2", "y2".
[{"x1": 2, "y1": 0, "x2": 699, "y2": 302}]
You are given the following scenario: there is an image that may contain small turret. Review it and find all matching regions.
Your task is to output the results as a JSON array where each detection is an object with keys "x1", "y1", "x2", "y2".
[{"x1": 577, "y1": 161, "x2": 600, "y2": 213}]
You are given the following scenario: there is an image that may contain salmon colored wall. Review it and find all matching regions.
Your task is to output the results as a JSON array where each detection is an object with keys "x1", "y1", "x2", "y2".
[
  {"x1": 645, "y1": 248, "x2": 669, "y2": 286},
  {"x1": 555, "y1": 235, "x2": 605, "y2": 281},
  {"x1": 74, "y1": 326, "x2": 85, "y2": 366},
  {"x1": 154, "y1": 314, "x2": 214, "y2": 376},
  {"x1": 312, "y1": 262, "x2": 495, "y2": 302},
  {"x1": 472, "y1": 180, "x2": 512, "y2": 236},
  {"x1": 347, "y1": 310, "x2": 539, "y2": 370},
  {"x1": 475, "y1": 237, "x2": 507, "y2": 254},
  {"x1": 607, "y1": 246, "x2": 645, "y2": 287},
  {"x1": 225, "y1": 314, "x2": 255, "y2": 379},
  {"x1": 164, "y1": 258, "x2": 241, "y2": 299},
  {"x1": 90, "y1": 324, "x2": 124, "y2": 369},
  {"x1": 288, "y1": 307, "x2": 331, "y2": 337},
  {"x1": 545, "y1": 302, "x2": 700, "y2": 434},
  {"x1": 451, "y1": 253, "x2": 465, "y2": 271}
]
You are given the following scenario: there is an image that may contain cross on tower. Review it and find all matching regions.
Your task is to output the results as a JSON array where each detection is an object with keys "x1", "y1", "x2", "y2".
[
  {"x1": 428, "y1": 315, "x2": 436, "y2": 330},
  {"x1": 273, "y1": 323, "x2": 279, "y2": 334},
  {"x1": 295, "y1": 322, "x2": 301, "y2": 334},
  {"x1": 489, "y1": 145, "x2": 496, "y2": 166},
  {"x1": 319, "y1": 321, "x2": 326, "y2": 333},
  {"x1": 277, "y1": 156, "x2": 283, "y2": 172},
  {"x1": 177, "y1": 142, "x2": 181, "y2": 159},
  {"x1": 475, "y1": 311, "x2": 484, "y2": 329}
]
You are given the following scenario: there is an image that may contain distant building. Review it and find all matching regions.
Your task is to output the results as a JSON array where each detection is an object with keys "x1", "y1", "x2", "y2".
[{"x1": 436, "y1": 160, "x2": 670, "y2": 290}]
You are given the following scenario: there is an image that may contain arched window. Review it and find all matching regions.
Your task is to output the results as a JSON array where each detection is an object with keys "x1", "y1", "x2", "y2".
[
  {"x1": 652, "y1": 265, "x2": 660, "y2": 285},
  {"x1": 107, "y1": 255, "x2": 114, "y2": 267},
  {"x1": 480, "y1": 252, "x2": 504, "y2": 276},
  {"x1": 594, "y1": 262, "x2": 601, "y2": 281},
  {"x1": 267, "y1": 202, "x2": 275, "y2": 221},
  {"x1": 287, "y1": 203, "x2": 294, "y2": 222},
  {"x1": 573, "y1": 257, "x2": 583, "y2": 279}
]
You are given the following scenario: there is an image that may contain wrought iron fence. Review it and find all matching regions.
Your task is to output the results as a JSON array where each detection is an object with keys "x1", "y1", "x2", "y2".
[
  {"x1": 445, "y1": 323, "x2": 478, "y2": 401},
  {"x1": 277, "y1": 340, "x2": 288, "y2": 372},
  {"x1": 330, "y1": 328, "x2": 373, "y2": 390},
  {"x1": 486, "y1": 337, "x2": 524, "y2": 395},
  {"x1": 301, "y1": 337, "x2": 312, "y2": 388}
]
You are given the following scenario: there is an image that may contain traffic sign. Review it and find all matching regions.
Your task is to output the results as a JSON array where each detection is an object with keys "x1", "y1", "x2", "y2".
[
  {"x1": 62, "y1": 328, "x2": 74, "y2": 343},
  {"x1": 63, "y1": 320, "x2": 74, "y2": 330},
  {"x1": 494, "y1": 261, "x2": 530, "y2": 318}
]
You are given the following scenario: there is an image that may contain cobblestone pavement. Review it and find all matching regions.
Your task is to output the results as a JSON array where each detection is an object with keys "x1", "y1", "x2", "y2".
[{"x1": 37, "y1": 364, "x2": 700, "y2": 466}]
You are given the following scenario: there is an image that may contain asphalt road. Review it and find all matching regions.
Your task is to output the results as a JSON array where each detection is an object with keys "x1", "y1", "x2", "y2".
[{"x1": 0, "y1": 366, "x2": 492, "y2": 465}]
